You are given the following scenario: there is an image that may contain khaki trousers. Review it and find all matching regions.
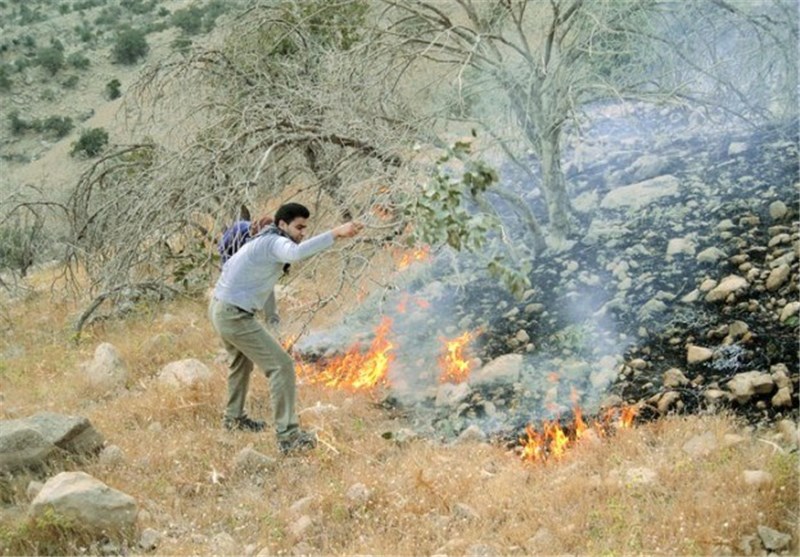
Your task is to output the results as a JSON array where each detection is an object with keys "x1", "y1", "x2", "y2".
[{"x1": 208, "y1": 297, "x2": 298, "y2": 438}]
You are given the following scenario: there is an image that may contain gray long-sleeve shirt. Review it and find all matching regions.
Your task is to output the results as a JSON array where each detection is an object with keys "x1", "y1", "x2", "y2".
[{"x1": 213, "y1": 231, "x2": 334, "y2": 313}]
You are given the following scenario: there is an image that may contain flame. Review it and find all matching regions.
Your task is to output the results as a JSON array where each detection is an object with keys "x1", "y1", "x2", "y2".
[
  {"x1": 519, "y1": 405, "x2": 639, "y2": 463},
  {"x1": 439, "y1": 330, "x2": 478, "y2": 384},
  {"x1": 302, "y1": 317, "x2": 395, "y2": 391},
  {"x1": 395, "y1": 246, "x2": 430, "y2": 270}
]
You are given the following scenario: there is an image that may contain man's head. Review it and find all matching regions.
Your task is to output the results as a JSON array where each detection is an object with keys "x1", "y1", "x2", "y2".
[{"x1": 274, "y1": 202, "x2": 310, "y2": 243}]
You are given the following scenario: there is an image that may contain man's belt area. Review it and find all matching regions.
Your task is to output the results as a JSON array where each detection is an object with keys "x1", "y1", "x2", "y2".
[
  {"x1": 233, "y1": 305, "x2": 255, "y2": 316},
  {"x1": 216, "y1": 297, "x2": 256, "y2": 316}
]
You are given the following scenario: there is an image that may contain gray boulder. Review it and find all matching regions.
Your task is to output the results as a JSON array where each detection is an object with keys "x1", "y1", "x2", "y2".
[{"x1": 29, "y1": 471, "x2": 137, "y2": 534}]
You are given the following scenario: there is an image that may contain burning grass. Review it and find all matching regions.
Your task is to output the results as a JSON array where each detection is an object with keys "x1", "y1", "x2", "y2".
[{"x1": 0, "y1": 270, "x2": 797, "y2": 556}]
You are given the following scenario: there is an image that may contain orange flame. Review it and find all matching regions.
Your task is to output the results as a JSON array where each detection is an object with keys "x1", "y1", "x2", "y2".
[
  {"x1": 395, "y1": 246, "x2": 430, "y2": 270},
  {"x1": 520, "y1": 405, "x2": 638, "y2": 463},
  {"x1": 439, "y1": 330, "x2": 478, "y2": 384},
  {"x1": 302, "y1": 317, "x2": 395, "y2": 391}
]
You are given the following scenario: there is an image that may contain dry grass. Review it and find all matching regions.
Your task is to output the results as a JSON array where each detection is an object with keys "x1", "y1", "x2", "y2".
[{"x1": 0, "y1": 267, "x2": 797, "y2": 556}]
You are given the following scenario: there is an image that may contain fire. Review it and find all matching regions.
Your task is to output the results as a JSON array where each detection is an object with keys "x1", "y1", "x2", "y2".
[
  {"x1": 302, "y1": 317, "x2": 395, "y2": 391},
  {"x1": 519, "y1": 405, "x2": 638, "y2": 463},
  {"x1": 439, "y1": 330, "x2": 478, "y2": 384},
  {"x1": 395, "y1": 245, "x2": 430, "y2": 270}
]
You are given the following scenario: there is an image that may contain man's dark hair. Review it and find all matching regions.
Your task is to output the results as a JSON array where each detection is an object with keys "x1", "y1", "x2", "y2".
[{"x1": 274, "y1": 202, "x2": 310, "y2": 226}]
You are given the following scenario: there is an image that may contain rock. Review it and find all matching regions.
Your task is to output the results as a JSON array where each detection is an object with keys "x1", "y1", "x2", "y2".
[
  {"x1": 705, "y1": 275, "x2": 749, "y2": 302},
  {"x1": 452, "y1": 502, "x2": 480, "y2": 521},
  {"x1": 771, "y1": 387, "x2": 793, "y2": 408},
  {"x1": 210, "y1": 532, "x2": 239, "y2": 555},
  {"x1": 233, "y1": 446, "x2": 276, "y2": 473},
  {"x1": 657, "y1": 391, "x2": 681, "y2": 414},
  {"x1": 98, "y1": 445, "x2": 126, "y2": 468},
  {"x1": 667, "y1": 237, "x2": 696, "y2": 256},
  {"x1": 768, "y1": 200, "x2": 789, "y2": 220},
  {"x1": 776, "y1": 419, "x2": 799, "y2": 447},
  {"x1": 29, "y1": 471, "x2": 137, "y2": 534},
  {"x1": 515, "y1": 329, "x2": 530, "y2": 343},
  {"x1": 24, "y1": 412, "x2": 104, "y2": 455},
  {"x1": 157, "y1": 359, "x2": 213, "y2": 388},
  {"x1": 696, "y1": 247, "x2": 727, "y2": 264},
  {"x1": 600, "y1": 175, "x2": 680, "y2": 209},
  {"x1": 0, "y1": 424, "x2": 59, "y2": 473},
  {"x1": 526, "y1": 528, "x2": 561, "y2": 553},
  {"x1": 682, "y1": 431, "x2": 718, "y2": 458},
  {"x1": 27, "y1": 480, "x2": 44, "y2": 501},
  {"x1": 469, "y1": 354, "x2": 522, "y2": 387},
  {"x1": 727, "y1": 371, "x2": 775, "y2": 403},
  {"x1": 663, "y1": 368, "x2": 689, "y2": 387},
  {"x1": 455, "y1": 425, "x2": 487, "y2": 444},
  {"x1": 765, "y1": 264, "x2": 790, "y2": 290},
  {"x1": 84, "y1": 342, "x2": 129, "y2": 391},
  {"x1": 610, "y1": 466, "x2": 658, "y2": 486},
  {"x1": 704, "y1": 389, "x2": 728, "y2": 404},
  {"x1": 686, "y1": 345, "x2": 713, "y2": 364},
  {"x1": 289, "y1": 515, "x2": 313, "y2": 538},
  {"x1": 435, "y1": 382, "x2": 471, "y2": 407},
  {"x1": 138, "y1": 528, "x2": 161, "y2": 551},
  {"x1": 743, "y1": 470, "x2": 773, "y2": 488},
  {"x1": 727, "y1": 320, "x2": 749, "y2": 339},
  {"x1": 728, "y1": 141, "x2": 748, "y2": 156},
  {"x1": 345, "y1": 483, "x2": 371, "y2": 506},
  {"x1": 779, "y1": 301, "x2": 800, "y2": 321},
  {"x1": 757, "y1": 525, "x2": 791, "y2": 551},
  {"x1": 289, "y1": 495, "x2": 316, "y2": 516}
]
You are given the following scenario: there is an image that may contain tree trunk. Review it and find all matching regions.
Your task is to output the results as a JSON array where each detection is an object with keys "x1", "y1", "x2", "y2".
[{"x1": 539, "y1": 127, "x2": 571, "y2": 243}]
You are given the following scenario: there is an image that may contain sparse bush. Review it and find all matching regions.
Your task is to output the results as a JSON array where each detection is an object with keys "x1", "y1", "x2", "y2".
[
  {"x1": 21, "y1": 35, "x2": 36, "y2": 49},
  {"x1": 67, "y1": 52, "x2": 91, "y2": 70},
  {"x1": 40, "y1": 88, "x2": 57, "y2": 102},
  {"x1": 0, "y1": 64, "x2": 12, "y2": 90},
  {"x1": 71, "y1": 127, "x2": 109, "y2": 157},
  {"x1": 0, "y1": 222, "x2": 40, "y2": 276},
  {"x1": 13, "y1": 58, "x2": 30, "y2": 73},
  {"x1": 105, "y1": 78, "x2": 121, "y2": 100},
  {"x1": 112, "y1": 28, "x2": 148, "y2": 64},
  {"x1": 171, "y1": 6, "x2": 204, "y2": 35},
  {"x1": 75, "y1": 21, "x2": 94, "y2": 43},
  {"x1": 94, "y1": 5, "x2": 121, "y2": 26},
  {"x1": 59, "y1": 3, "x2": 71, "y2": 15},
  {"x1": 158, "y1": 7, "x2": 169, "y2": 17},
  {"x1": 7, "y1": 110, "x2": 30, "y2": 135},
  {"x1": 62, "y1": 74, "x2": 79, "y2": 89},
  {"x1": 36, "y1": 46, "x2": 65, "y2": 75},
  {"x1": 121, "y1": 0, "x2": 156, "y2": 15},
  {"x1": 41, "y1": 115, "x2": 74, "y2": 138}
]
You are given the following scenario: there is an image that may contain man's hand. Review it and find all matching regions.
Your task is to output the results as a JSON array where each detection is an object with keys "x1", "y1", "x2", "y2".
[{"x1": 332, "y1": 221, "x2": 364, "y2": 239}]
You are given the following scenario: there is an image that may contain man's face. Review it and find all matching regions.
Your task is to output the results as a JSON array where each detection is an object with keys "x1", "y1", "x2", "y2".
[{"x1": 278, "y1": 217, "x2": 308, "y2": 243}]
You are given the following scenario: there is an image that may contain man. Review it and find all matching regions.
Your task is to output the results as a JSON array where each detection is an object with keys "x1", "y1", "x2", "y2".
[
  {"x1": 218, "y1": 215, "x2": 279, "y2": 326},
  {"x1": 209, "y1": 202, "x2": 363, "y2": 455}
]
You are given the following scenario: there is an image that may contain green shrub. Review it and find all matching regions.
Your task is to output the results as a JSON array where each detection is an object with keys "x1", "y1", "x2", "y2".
[
  {"x1": 75, "y1": 21, "x2": 94, "y2": 43},
  {"x1": 62, "y1": 74, "x2": 79, "y2": 89},
  {"x1": 0, "y1": 64, "x2": 12, "y2": 90},
  {"x1": 7, "y1": 110, "x2": 30, "y2": 135},
  {"x1": 158, "y1": 7, "x2": 169, "y2": 17},
  {"x1": 71, "y1": 127, "x2": 109, "y2": 157},
  {"x1": 21, "y1": 35, "x2": 36, "y2": 49},
  {"x1": 112, "y1": 28, "x2": 148, "y2": 64},
  {"x1": 105, "y1": 78, "x2": 121, "y2": 100},
  {"x1": 121, "y1": 0, "x2": 156, "y2": 14},
  {"x1": 171, "y1": 6, "x2": 204, "y2": 35},
  {"x1": 67, "y1": 52, "x2": 90, "y2": 69},
  {"x1": 13, "y1": 58, "x2": 30, "y2": 73},
  {"x1": 0, "y1": 222, "x2": 40, "y2": 276},
  {"x1": 36, "y1": 47, "x2": 64, "y2": 75},
  {"x1": 59, "y1": 3, "x2": 71, "y2": 14},
  {"x1": 94, "y1": 5, "x2": 121, "y2": 26},
  {"x1": 42, "y1": 115, "x2": 74, "y2": 138}
]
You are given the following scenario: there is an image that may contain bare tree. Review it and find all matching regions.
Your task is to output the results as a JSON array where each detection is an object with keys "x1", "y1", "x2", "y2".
[{"x1": 379, "y1": 0, "x2": 798, "y2": 245}]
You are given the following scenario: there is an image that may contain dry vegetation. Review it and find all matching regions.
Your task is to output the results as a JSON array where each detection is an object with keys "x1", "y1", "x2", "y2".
[{"x1": 0, "y1": 261, "x2": 797, "y2": 556}]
